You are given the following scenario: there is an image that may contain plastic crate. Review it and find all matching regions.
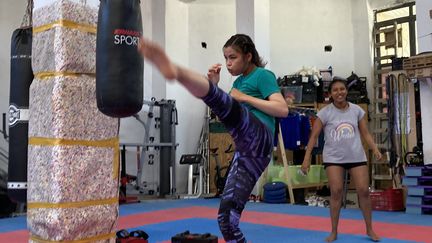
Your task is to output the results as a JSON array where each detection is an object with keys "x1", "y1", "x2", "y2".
[
  {"x1": 320, "y1": 165, "x2": 328, "y2": 183},
  {"x1": 282, "y1": 86, "x2": 303, "y2": 104},
  {"x1": 370, "y1": 188, "x2": 404, "y2": 211},
  {"x1": 268, "y1": 165, "x2": 323, "y2": 185}
]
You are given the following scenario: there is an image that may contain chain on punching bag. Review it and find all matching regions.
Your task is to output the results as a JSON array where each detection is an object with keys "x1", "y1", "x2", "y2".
[
  {"x1": 96, "y1": 0, "x2": 144, "y2": 118},
  {"x1": 8, "y1": 1, "x2": 33, "y2": 203}
]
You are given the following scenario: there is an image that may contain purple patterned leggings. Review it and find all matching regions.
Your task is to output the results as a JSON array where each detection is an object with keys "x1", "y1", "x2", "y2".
[{"x1": 202, "y1": 82, "x2": 273, "y2": 242}]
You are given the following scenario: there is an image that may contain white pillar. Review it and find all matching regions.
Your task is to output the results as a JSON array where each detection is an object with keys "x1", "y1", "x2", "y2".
[
  {"x1": 142, "y1": 0, "x2": 166, "y2": 100},
  {"x1": 235, "y1": 0, "x2": 271, "y2": 68},
  {"x1": 236, "y1": 0, "x2": 254, "y2": 37},
  {"x1": 235, "y1": 0, "x2": 271, "y2": 196},
  {"x1": 351, "y1": 0, "x2": 373, "y2": 102},
  {"x1": 254, "y1": 0, "x2": 271, "y2": 68}
]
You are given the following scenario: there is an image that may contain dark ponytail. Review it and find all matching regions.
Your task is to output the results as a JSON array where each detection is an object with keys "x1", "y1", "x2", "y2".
[{"x1": 223, "y1": 34, "x2": 266, "y2": 67}]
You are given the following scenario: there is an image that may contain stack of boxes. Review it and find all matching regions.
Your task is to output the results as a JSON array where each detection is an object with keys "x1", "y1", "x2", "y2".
[
  {"x1": 27, "y1": 1, "x2": 119, "y2": 242},
  {"x1": 404, "y1": 166, "x2": 432, "y2": 215}
]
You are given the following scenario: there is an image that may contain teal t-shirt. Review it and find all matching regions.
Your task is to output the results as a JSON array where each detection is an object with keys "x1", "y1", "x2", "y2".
[{"x1": 231, "y1": 67, "x2": 280, "y2": 134}]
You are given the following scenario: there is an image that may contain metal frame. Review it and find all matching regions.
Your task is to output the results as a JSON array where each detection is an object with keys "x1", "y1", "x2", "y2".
[
  {"x1": 119, "y1": 99, "x2": 179, "y2": 197},
  {"x1": 371, "y1": 2, "x2": 417, "y2": 189}
]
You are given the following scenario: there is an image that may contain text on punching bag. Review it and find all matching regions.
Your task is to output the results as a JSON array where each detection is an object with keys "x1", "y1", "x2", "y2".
[{"x1": 113, "y1": 29, "x2": 141, "y2": 46}]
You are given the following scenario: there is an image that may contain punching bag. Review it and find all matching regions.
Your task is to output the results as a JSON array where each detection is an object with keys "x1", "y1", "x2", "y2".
[
  {"x1": 96, "y1": 0, "x2": 144, "y2": 118},
  {"x1": 8, "y1": 27, "x2": 33, "y2": 203}
]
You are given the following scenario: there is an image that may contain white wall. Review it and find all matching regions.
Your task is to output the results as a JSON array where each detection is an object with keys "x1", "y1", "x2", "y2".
[
  {"x1": 416, "y1": 0, "x2": 432, "y2": 52},
  {"x1": 165, "y1": 0, "x2": 191, "y2": 193},
  {"x1": 167, "y1": 0, "x2": 236, "y2": 192},
  {"x1": 416, "y1": 0, "x2": 432, "y2": 164},
  {"x1": 352, "y1": 0, "x2": 374, "y2": 99},
  {"x1": 254, "y1": 0, "x2": 271, "y2": 68},
  {"x1": 270, "y1": 0, "x2": 355, "y2": 78},
  {"x1": 188, "y1": 1, "x2": 236, "y2": 93},
  {"x1": 118, "y1": 0, "x2": 169, "y2": 194}
]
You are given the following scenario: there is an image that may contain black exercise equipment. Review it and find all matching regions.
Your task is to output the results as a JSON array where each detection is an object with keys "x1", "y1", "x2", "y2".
[
  {"x1": 120, "y1": 99, "x2": 179, "y2": 198},
  {"x1": 159, "y1": 100, "x2": 178, "y2": 196},
  {"x1": 1, "y1": 113, "x2": 7, "y2": 140},
  {"x1": 171, "y1": 230, "x2": 217, "y2": 243},
  {"x1": 119, "y1": 145, "x2": 140, "y2": 204},
  {"x1": 116, "y1": 229, "x2": 149, "y2": 243},
  {"x1": 179, "y1": 154, "x2": 204, "y2": 199},
  {"x1": 8, "y1": 27, "x2": 33, "y2": 203},
  {"x1": 211, "y1": 144, "x2": 234, "y2": 197},
  {"x1": 96, "y1": 0, "x2": 144, "y2": 118}
]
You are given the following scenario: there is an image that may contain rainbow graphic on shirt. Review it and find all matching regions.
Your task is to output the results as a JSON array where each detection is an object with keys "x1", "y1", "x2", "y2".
[{"x1": 330, "y1": 122, "x2": 355, "y2": 142}]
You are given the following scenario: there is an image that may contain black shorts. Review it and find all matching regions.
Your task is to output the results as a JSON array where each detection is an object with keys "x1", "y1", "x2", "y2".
[{"x1": 323, "y1": 162, "x2": 367, "y2": 170}]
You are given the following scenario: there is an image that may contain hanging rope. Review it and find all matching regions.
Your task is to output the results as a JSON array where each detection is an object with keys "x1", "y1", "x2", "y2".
[
  {"x1": 386, "y1": 74, "x2": 397, "y2": 168},
  {"x1": 20, "y1": 0, "x2": 33, "y2": 28},
  {"x1": 397, "y1": 73, "x2": 409, "y2": 178},
  {"x1": 397, "y1": 73, "x2": 409, "y2": 167}
]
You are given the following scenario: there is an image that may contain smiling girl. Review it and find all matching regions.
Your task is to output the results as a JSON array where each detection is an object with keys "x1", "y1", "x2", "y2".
[{"x1": 301, "y1": 77, "x2": 382, "y2": 242}]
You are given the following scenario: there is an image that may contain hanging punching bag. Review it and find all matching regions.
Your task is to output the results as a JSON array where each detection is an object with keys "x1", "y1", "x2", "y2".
[
  {"x1": 8, "y1": 27, "x2": 33, "y2": 203},
  {"x1": 96, "y1": 0, "x2": 143, "y2": 118}
]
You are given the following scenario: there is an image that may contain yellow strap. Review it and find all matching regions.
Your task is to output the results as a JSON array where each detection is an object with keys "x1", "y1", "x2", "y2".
[
  {"x1": 29, "y1": 137, "x2": 118, "y2": 148},
  {"x1": 29, "y1": 137, "x2": 120, "y2": 179},
  {"x1": 33, "y1": 19, "x2": 97, "y2": 34},
  {"x1": 30, "y1": 232, "x2": 115, "y2": 243},
  {"x1": 113, "y1": 145, "x2": 120, "y2": 179},
  {"x1": 28, "y1": 197, "x2": 118, "y2": 209},
  {"x1": 34, "y1": 72, "x2": 95, "y2": 80}
]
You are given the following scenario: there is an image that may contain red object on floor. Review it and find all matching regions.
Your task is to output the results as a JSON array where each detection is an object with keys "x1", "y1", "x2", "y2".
[
  {"x1": 370, "y1": 188, "x2": 404, "y2": 211},
  {"x1": 119, "y1": 196, "x2": 140, "y2": 204}
]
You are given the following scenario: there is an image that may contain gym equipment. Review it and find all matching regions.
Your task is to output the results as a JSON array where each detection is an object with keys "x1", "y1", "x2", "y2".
[
  {"x1": 159, "y1": 100, "x2": 178, "y2": 196},
  {"x1": 195, "y1": 107, "x2": 210, "y2": 194},
  {"x1": 8, "y1": 26, "x2": 33, "y2": 203},
  {"x1": 120, "y1": 99, "x2": 178, "y2": 198},
  {"x1": 1, "y1": 113, "x2": 8, "y2": 141},
  {"x1": 346, "y1": 72, "x2": 369, "y2": 104},
  {"x1": 405, "y1": 146, "x2": 424, "y2": 166},
  {"x1": 210, "y1": 144, "x2": 234, "y2": 197},
  {"x1": 96, "y1": 0, "x2": 143, "y2": 118},
  {"x1": 116, "y1": 229, "x2": 149, "y2": 243},
  {"x1": 119, "y1": 145, "x2": 140, "y2": 204},
  {"x1": 179, "y1": 154, "x2": 203, "y2": 199},
  {"x1": 263, "y1": 182, "x2": 287, "y2": 204},
  {"x1": 171, "y1": 231, "x2": 217, "y2": 243}
]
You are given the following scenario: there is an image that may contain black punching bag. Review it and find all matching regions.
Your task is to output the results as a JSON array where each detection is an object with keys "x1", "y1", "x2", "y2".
[
  {"x1": 8, "y1": 27, "x2": 33, "y2": 203},
  {"x1": 96, "y1": 0, "x2": 143, "y2": 118}
]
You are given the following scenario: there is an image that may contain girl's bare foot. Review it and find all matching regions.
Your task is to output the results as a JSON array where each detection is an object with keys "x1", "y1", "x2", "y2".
[
  {"x1": 367, "y1": 229, "x2": 380, "y2": 242},
  {"x1": 138, "y1": 37, "x2": 178, "y2": 80},
  {"x1": 325, "y1": 232, "x2": 337, "y2": 242}
]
